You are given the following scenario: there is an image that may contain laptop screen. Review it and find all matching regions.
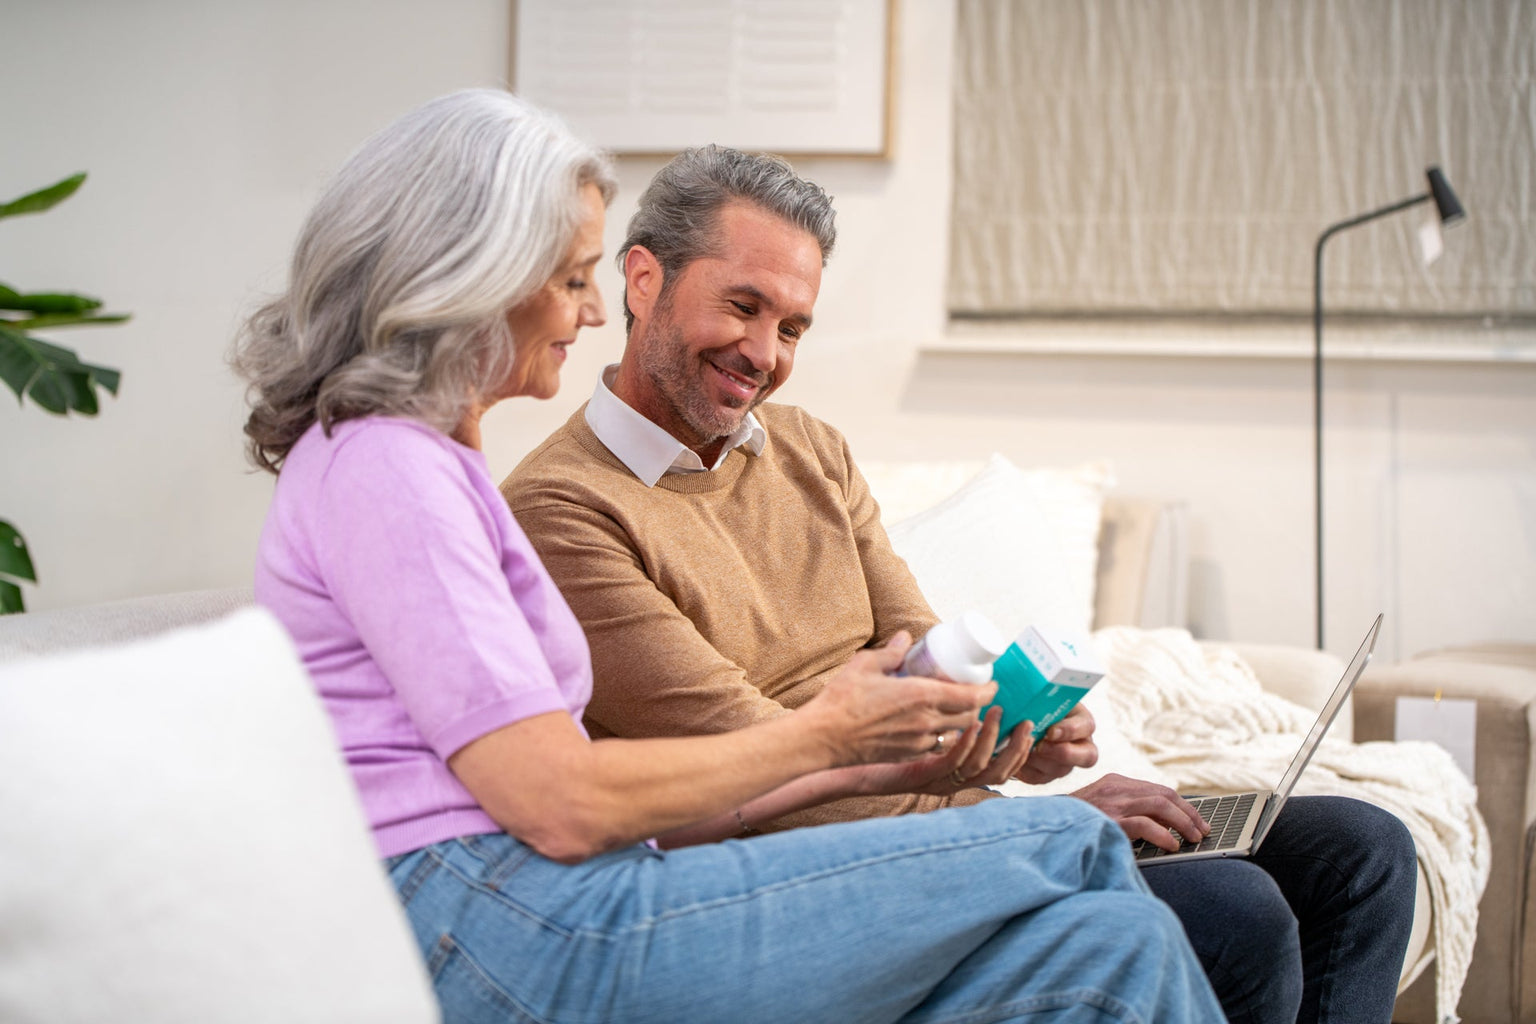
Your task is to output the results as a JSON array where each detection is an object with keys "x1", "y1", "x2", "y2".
[{"x1": 1253, "y1": 614, "x2": 1383, "y2": 843}]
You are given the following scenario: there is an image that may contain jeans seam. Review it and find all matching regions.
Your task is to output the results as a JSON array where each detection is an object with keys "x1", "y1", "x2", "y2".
[
  {"x1": 637, "y1": 818, "x2": 1098, "y2": 933},
  {"x1": 428, "y1": 846, "x2": 585, "y2": 940},
  {"x1": 433, "y1": 932, "x2": 550, "y2": 1024},
  {"x1": 393, "y1": 848, "x2": 441, "y2": 904},
  {"x1": 905, "y1": 985, "x2": 1147, "y2": 1023},
  {"x1": 438, "y1": 815, "x2": 1100, "y2": 942}
]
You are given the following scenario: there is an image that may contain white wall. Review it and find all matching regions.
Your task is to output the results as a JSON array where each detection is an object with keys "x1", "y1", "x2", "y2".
[
  {"x1": 2, "y1": 0, "x2": 511, "y2": 606},
  {"x1": 4, "y1": 0, "x2": 1532, "y2": 666}
]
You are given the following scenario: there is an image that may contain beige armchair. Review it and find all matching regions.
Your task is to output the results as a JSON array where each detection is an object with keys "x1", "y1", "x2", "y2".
[
  {"x1": 1354, "y1": 647, "x2": 1536, "y2": 1024},
  {"x1": 1092, "y1": 495, "x2": 1436, "y2": 1002}
]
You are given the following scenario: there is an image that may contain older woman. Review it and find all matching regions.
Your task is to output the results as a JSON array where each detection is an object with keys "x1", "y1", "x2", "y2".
[{"x1": 233, "y1": 89, "x2": 1222, "y2": 1024}]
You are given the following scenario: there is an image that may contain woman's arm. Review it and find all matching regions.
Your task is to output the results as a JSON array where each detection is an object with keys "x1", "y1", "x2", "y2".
[
  {"x1": 654, "y1": 703, "x2": 1034, "y2": 848},
  {"x1": 449, "y1": 642, "x2": 996, "y2": 863}
]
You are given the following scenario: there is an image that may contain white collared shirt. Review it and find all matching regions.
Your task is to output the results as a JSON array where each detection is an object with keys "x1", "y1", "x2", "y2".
[{"x1": 584, "y1": 364, "x2": 765, "y2": 487}]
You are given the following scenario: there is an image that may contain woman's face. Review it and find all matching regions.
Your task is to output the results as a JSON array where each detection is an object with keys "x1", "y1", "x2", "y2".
[{"x1": 501, "y1": 183, "x2": 608, "y2": 401}]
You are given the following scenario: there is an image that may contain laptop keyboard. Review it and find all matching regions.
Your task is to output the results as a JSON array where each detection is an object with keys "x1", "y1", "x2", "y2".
[{"x1": 1133, "y1": 792, "x2": 1258, "y2": 860}]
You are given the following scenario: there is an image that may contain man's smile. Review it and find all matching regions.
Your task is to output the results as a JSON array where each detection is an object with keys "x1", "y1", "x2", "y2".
[{"x1": 707, "y1": 357, "x2": 769, "y2": 402}]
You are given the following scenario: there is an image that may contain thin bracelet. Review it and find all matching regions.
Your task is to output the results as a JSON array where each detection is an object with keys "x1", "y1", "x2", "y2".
[{"x1": 733, "y1": 808, "x2": 754, "y2": 835}]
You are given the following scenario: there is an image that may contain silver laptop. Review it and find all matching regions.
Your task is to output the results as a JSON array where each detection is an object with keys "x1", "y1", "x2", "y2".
[{"x1": 1136, "y1": 613, "x2": 1383, "y2": 866}]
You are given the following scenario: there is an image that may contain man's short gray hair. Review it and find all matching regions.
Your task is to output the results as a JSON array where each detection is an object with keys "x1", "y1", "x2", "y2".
[
  {"x1": 233, "y1": 88, "x2": 616, "y2": 472},
  {"x1": 617, "y1": 145, "x2": 836, "y2": 332}
]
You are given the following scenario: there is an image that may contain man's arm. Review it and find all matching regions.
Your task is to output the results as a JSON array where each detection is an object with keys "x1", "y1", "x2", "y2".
[{"x1": 841, "y1": 441, "x2": 943, "y2": 646}]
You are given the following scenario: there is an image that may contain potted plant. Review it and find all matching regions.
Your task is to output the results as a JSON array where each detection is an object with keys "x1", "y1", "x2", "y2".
[{"x1": 0, "y1": 172, "x2": 129, "y2": 612}]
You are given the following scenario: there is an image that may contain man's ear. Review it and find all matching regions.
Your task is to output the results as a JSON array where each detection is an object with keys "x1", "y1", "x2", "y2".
[{"x1": 623, "y1": 246, "x2": 664, "y2": 324}]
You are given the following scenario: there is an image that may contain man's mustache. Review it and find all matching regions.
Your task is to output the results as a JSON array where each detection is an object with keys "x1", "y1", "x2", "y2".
[{"x1": 709, "y1": 354, "x2": 772, "y2": 389}]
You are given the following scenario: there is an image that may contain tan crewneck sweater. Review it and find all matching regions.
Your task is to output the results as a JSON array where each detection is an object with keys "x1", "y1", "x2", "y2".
[{"x1": 503, "y1": 402, "x2": 995, "y2": 830}]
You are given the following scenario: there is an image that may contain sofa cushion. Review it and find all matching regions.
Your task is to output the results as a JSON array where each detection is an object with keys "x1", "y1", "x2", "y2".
[
  {"x1": 0, "y1": 586, "x2": 256, "y2": 661},
  {"x1": 0, "y1": 608, "x2": 438, "y2": 1023},
  {"x1": 875, "y1": 454, "x2": 1112, "y2": 637}
]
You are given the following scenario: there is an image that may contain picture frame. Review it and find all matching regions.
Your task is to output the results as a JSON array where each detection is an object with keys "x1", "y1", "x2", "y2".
[{"x1": 511, "y1": 0, "x2": 895, "y2": 158}]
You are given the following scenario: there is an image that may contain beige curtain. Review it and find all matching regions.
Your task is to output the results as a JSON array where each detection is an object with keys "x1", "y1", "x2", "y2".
[{"x1": 948, "y1": 0, "x2": 1535, "y2": 317}]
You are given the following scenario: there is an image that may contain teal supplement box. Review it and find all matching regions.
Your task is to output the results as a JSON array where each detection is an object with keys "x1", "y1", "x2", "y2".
[{"x1": 985, "y1": 626, "x2": 1104, "y2": 743}]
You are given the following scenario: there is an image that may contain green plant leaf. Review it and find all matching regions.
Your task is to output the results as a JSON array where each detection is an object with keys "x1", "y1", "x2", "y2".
[
  {"x1": 0, "y1": 579, "x2": 23, "y2": 614},
  {"x1": 0, "y1": 521, "x2": 37, "y2": 585},
  {"x1": 0, "y1": 323, "x2": 121, "y2": 413},
  {"x1": 0, "y1": 332, "x2": 33, "y2": 402},
  {"x1": 1, "y1": 518, "x2": 37, "y2": 611},
  {"x1": 26, "y1": 334, "x2": 123, "y2": 391},
  {"x1": 89, "y1": 363, "x2": 121, "y2": 393},
  {"x1": 0, "y1": 287, "x2": 103, "y2": 315},
  {"x1": 22, "y1": 366, "x2": 70, "y2": 414},
  {"x1": 55, "y1": 369, "x2": 100, "y2": 416},
  {"x1": 1, "y1": 172, "x2": 127, "y2": 613},
  {"x1": 0, "y1": 283, "x2": 128, "y2": 330},
  {"x1": 0, "y1": 172, "x2": 87, "y2": 221},
  {"x1": 3, "y1": 312, "x2": 130, "y2": 331}
]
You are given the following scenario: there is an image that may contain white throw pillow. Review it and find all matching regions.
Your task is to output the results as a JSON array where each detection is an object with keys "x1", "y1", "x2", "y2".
[
  {"x1": 860, "y1": 459, "x2": 991, "y2": 526},
  {"x1": 0, "y1": 608, "x2": 439, "y2": 1024},
  {"x1": 880, "y1": 454, "x2": 1112, "y2": 637}
]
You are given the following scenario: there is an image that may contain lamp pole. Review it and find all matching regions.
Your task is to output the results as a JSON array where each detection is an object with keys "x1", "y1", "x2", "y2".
[{"x1": 1312, "y1": 168, "x2": 1464, "y2": 650}]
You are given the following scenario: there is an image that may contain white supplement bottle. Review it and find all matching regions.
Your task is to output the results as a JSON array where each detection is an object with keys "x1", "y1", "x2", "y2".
[{"x1": 898, "y1": 611, "x2": 1008, "y2": 684}]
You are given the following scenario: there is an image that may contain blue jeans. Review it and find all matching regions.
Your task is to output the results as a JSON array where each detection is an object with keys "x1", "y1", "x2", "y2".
[
  {"x1": 386, "y1": 797, "x2": 1224, "y2": 1023},
  {"x1": 1141, "y1": 795, "x2": 1418, "y2": 1024}
]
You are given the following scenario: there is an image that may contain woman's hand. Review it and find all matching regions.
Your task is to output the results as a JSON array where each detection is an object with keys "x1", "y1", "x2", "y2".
[
  {"x1": 796, "y1": 632, "x2": 996, "y2": 767},
  {"x1": 846, "y1": 705, "x2": 1035, "y2": 797},
  {"x1": 1011, "y1": 704, "x2": 1099, "y2": 784}
]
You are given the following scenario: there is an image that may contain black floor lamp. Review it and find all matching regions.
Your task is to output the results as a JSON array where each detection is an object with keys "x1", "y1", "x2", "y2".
[{"x1": 1313, "y1": 166, "x2": 1465, "y2": 649}]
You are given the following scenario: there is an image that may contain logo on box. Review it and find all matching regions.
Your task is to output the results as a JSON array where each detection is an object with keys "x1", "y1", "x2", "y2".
[{"x1": 984, "y1": 626, "x2": 1104, "y2": 743}]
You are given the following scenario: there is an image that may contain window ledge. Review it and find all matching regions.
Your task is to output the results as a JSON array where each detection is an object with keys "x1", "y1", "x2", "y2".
[{"x1": 930, "y1": 318, "x2": 1536, "y2": 364}]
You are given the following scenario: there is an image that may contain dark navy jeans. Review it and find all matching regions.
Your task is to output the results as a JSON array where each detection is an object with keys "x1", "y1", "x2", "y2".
[{"x1": 1141, "y1": 795, "x2": 1418, "y2": 1024}]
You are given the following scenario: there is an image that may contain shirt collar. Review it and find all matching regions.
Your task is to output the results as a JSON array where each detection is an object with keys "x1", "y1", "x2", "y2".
[{"x1": 584, "y1": 364, "x2": 765, "y2": 487}]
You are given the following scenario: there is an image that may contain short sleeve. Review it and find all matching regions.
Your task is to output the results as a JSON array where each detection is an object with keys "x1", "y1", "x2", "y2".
[{"x1": 313, "y1": 426, "x2": 573, "y2": 757}]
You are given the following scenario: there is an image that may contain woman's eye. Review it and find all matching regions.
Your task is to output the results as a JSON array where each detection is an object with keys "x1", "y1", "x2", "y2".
[{"x1": 567, "y1": 279, "x2": 587, "y2": 291}]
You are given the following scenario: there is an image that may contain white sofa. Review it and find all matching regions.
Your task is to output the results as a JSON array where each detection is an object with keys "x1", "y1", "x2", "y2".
[
  {"x1": 0, "y1": 455, "x2": 1445, "y2": 1021},
  {"x1": 0, "y1": 604, "x2": 439, "y2": 1023}
]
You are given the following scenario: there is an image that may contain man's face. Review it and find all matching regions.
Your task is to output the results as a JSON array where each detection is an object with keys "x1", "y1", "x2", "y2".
[{"x1": 617, "y1": 202, "x2": 822, "y2": 456}]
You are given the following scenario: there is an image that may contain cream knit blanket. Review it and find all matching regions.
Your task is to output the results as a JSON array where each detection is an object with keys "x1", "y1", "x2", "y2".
[{"x1": 1003, "y1": 627, "x2": 1490, "y2": 1023}]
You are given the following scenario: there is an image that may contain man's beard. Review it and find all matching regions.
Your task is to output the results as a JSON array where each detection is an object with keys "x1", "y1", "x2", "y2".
[{"x1": 637, "y1": 302, "x2": 772, "y2": 447}]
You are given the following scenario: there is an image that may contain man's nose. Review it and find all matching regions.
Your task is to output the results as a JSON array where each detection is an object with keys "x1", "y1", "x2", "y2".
[{"x1": 736, "y1": 321, "x2": 777, "y2": 374}]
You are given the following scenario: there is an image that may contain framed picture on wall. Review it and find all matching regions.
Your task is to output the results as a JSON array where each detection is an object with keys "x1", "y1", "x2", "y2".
[{"x1": 511, "y1": 0, "x2": 894, "y2": 157}]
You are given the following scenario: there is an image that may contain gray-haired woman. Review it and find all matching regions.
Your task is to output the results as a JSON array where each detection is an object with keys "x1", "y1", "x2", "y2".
[{"x1": 235, "y1": 88, "x2": 1222, "y2": 1024}]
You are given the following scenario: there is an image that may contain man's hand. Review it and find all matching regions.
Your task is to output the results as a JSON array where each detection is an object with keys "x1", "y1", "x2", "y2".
[
  {"x1": 848, "y1": 705, "x2": 1034, "y2": 797},
  {"x1": 1068, "y1": 773, "x2": 1211, "y2": 852},
  {"x1": 1011, "y1": 704, "x2": 1098, "y2": 784}
]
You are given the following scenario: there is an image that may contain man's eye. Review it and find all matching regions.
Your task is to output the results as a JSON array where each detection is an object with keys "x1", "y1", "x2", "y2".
[
  {"x1": 731, "y1": 301, "x2": 755, "y2": 315},
  {"x1": 779, "y1": 325, "x2": 801, "y2": 342}
]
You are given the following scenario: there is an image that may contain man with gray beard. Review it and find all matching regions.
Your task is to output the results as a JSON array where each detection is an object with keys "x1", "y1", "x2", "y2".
[{"x1": 503, "y1": 143, "x2": 1418, "y2": 1024}]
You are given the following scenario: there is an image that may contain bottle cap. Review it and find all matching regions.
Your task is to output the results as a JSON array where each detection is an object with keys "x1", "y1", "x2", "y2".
[{"x1": 955, "y1": 610, "x2": 1008, "y2": 663}]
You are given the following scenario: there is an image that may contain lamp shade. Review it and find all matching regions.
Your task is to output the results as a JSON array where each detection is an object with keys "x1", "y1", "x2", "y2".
[{"x1": 1427, "y1": 166, "x2": 1465, "y2": 225}]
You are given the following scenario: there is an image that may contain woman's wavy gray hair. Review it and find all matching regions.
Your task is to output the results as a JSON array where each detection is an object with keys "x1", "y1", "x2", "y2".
[
  {"x1": 617, "y1": 144, "x2": 836, "y2": 333},
  {"x1": 233, "y1": 88, "x2": 615, "y2": 473}
]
